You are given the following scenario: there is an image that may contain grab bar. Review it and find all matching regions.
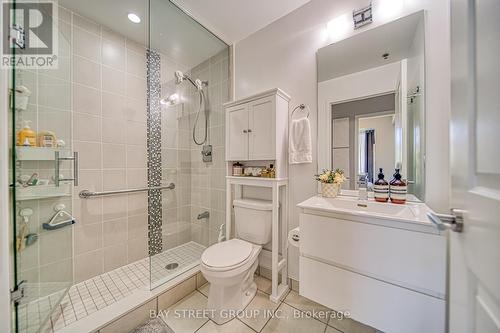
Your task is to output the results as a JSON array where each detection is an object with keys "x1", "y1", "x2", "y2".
[{"x1": 79, "y1": 183, "x2": 175, "y2": 199}]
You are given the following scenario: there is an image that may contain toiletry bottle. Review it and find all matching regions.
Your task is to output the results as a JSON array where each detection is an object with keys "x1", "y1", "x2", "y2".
[
  {"x1": 389, "y1": 168, "x2": 407, "y2": 204},
  {"x1": 269, "y1": 164, "x2": 276, "y2": 178},
  {"x1": 232, "y1": 162, "x2": 243, "y2": 176},
  {"x1": 374, "y1": 168, "x2": 389, "y2": 202},
  {"x1": 37, "y1": 131, "x2": 57, "y2": 147},
  {"x1": 17, "y1": 120, "x2": 36, "y2": 147}
]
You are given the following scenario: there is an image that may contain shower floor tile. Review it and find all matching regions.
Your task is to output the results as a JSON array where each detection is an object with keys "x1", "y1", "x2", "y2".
[{"x1": 17, "y1": 241, "x2": 205, "y2": 333}]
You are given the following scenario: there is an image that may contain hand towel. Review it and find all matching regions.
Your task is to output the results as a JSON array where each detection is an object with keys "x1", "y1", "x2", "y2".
[{"x1": 289, "y1": 117, "x2": 312, "y2": 164}]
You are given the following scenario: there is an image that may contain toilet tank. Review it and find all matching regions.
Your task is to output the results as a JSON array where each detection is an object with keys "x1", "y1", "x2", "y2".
[{"x1": 233, "y1": 198, "x2": 277, "y2": 245}]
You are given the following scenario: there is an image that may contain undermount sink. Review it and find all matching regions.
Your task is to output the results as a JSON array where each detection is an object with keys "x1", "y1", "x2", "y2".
[{"x1": 297, "y1": 195, "x2": 434, "y2": 227}]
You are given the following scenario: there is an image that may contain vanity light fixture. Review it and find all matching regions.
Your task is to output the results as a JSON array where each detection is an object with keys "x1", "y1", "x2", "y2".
[
  {"x1": 128, "y1": 13, "x2": 141, "y2": 24},
  {"x1": 353, "y1": 3, "x2": 373, "y2": 29}
]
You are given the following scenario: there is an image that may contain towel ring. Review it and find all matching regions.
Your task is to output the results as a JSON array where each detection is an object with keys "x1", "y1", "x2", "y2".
[{"x1": 291, "y1": 104, "x2": 310, "y2": 118}]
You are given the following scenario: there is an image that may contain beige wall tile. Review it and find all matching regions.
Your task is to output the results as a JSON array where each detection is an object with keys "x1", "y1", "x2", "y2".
[
  {"x1": 157, "y1": 276, "x2": 196, "y2": 310},
  {"x1": 102, "y1": 144, "x2": 126, "y2": 169},
  {"x1": 74, "y1": 223, "x2": 103, "y2": 255},
  {"x1": 127, "y1": 49, "x2": 146, "y2": 77},
  {"x1": 39, "y1": 228, "x2": 72, "y2": 266},
  {"x1": 74, "y1": 250, "x2": 104, "y2": 282},
  {"x1": 102, "y1": 92, "x2": 127, "y2": 120},
  {"x1": 102, "y1": 66, "x2": 126, "y2": 95},
  {"x1": 102, "y1": 196, "x2": 127, "y2": 221},
  {"x1": 73, "y1": 27, "x2": 100, "y2": 62},
  {"x1": 73, "y1": 84, "x2": 101, "y2": 116},
  {"x1": 127, "y1": 214, "x2": 147, "y2": 240},
  {"x1": 72, "y1": 13, "x2": 100, "y2": 35},
  {"x1": 73, "y1": 197, "x2": 102, "y2": 225},
  {"x1": 73, "y1": 112, "x2": 101, "y2": 142},
  {"x1": 102, "y1": 169, "x2": 127, "y2": 191},
  {"x1": 103, "y1": 218, "x2": 127, "y2": 246},
  {"x1": 73, "y1": 141, "x2": 101, "y2": 169},
  {"x1": 73, "y1": 55, "x2": 100, "y2": 89},
  {"x1": 127, "y1": 236, "x2": 148, "y2": 262},
  {"x1": 102, "y1": 117, "x2": 127, "y2": 144},
  {"x1": 100, "y1": 299, "x2": 156, "y2": 333},
  {"x1": 103, "y1": 243, "x2": 128, "y2": 271},
  {"x1": 102, "y1": 40, "x2": 126, "y2": 71}
]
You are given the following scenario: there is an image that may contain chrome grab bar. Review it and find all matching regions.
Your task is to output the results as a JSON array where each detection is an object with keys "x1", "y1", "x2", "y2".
[{"x1": 79, "y1": 183, "x2": 175, "y2": 199}]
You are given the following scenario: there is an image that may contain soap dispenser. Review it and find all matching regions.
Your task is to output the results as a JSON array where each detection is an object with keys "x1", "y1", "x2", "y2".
[
  {"x1": 389, "y1": 169, "x2": 407, "y2": 204},
  {"x1": 17, "y1": 120, "x2": 36, "y2": 147},
  {"x1": 374, "y1": 168, "x2": 389, "y2": 202}
]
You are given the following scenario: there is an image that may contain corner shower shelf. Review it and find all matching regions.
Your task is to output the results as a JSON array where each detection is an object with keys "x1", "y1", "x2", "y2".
[
  {"x1": 15, "y1": 147, "x2": 71, "y2": 161},
  {"x1": 16, "y1": 184, "x2": 71, "y2": 201}
]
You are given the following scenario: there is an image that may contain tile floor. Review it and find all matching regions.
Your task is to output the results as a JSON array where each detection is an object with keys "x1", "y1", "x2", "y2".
[
  {"x1": 156, "y1": 275, "x2": 378, "y2": 333},
  {"x1": 18, "y1": 242, "x2": 205, "y2": 333}
]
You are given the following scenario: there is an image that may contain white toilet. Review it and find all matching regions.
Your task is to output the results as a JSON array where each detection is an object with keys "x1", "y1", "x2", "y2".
[{"x1": 201, "y1": 198, "x2": 274, "y2": 324}]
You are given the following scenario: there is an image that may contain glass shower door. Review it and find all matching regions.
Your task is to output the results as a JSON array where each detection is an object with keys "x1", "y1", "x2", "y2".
[{"x1": 9, "y1": 4, "x2": 75, "y2": 332}]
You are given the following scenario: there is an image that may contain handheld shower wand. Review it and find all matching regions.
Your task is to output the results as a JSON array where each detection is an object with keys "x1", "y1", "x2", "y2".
[{"x1": 174, "y1": 70, "x2": 209, "y2": 147}]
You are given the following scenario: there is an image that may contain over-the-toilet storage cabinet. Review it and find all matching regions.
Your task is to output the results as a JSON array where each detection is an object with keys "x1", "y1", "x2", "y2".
[{"x1": 225, "y1": 88, "x2": 289, "y2": 178}]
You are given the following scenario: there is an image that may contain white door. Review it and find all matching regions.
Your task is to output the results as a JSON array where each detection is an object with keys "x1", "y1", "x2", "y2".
[
  {"x1": 248, "y1": 97, "x2": 275, "y2": 160},
  {"x1": 227, "y1": 104, "x2": 249, "y2": 160},
  {"x1": 449, "y1": 0, "x2": 500, "y2": 332}
]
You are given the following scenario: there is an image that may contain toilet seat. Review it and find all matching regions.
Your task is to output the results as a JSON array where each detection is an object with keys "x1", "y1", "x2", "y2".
[{"x1": 202, "y1": 239, "x2": 253, "y2": 271}]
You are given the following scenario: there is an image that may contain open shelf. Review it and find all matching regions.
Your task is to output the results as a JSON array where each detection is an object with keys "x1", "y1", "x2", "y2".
[
  {"x1": 15, "y1": 147, "x2": 71, "y2": 161},
  {"x1": 16, "y1": 184, "x2": 71, "y2": 201}
]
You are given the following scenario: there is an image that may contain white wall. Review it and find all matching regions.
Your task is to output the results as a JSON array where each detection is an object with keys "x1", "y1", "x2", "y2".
[{"x1": 234, "y1": 0, "x2": 450, "y2": 279}]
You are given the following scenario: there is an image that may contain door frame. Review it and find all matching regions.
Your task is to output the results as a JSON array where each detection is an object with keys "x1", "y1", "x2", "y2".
[{"x1": 0, "y1": 18, "x2": 13, "y2": 332}]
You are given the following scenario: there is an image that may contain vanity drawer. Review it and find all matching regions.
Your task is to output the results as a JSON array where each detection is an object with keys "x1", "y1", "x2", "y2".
[
  {"x1": 300, "y1": 257, "x2": 445, "y2": 333},
  {"x1": 299, "y1": 213, "x2": 446, "y2": 296}
]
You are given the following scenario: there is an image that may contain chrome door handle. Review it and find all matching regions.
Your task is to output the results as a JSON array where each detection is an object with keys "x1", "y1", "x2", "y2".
[
  {"x1": 55, "y1": 151, "x2": 79, "y2": 187},
  {"x1": 427, "y1": 209, "x2": 464, "y2": 232}
]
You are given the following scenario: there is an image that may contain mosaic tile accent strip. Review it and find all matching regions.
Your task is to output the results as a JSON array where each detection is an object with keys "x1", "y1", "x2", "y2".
[
  {"x1": 146, "y1": 49, "x2": 163, "y2": 256},
  {"x1": 18, "y1": 242, "x2": 206, "y2": 333}
]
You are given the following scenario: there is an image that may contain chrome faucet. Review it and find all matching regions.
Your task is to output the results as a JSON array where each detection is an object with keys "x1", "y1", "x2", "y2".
[
  {"x1": 357, "y1": 174, "x2": 368, "y2": 202},
  {"x1": 197, "y1": 211, "x2": 210, "y2": 220}
]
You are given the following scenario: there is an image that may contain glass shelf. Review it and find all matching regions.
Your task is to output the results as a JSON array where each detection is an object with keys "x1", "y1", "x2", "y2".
[
  {"x1": 15, "y1": 147, "x2": 71, "y2": 161},
  {"x1": 16, "y1": 184, "x2": 71, "y2": 201}
]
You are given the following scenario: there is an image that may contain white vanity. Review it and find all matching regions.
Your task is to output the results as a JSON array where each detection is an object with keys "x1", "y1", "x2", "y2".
[{"x1": 297, "y1": 195, "x2": 446, "y2": 333}]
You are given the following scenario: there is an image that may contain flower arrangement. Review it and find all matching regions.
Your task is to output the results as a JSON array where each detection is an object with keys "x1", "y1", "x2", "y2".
[
  {"x1": 315, "y1": 169, "x2": 346, "y2": 198},
  {"x1": 315, "y1": 169, "x2": 346, "y2": 184}
]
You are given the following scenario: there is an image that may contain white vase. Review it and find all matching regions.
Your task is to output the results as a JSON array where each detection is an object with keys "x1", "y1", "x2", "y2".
[{"x1": 321, "y1": 182, "x2": 341, "y2": 198}]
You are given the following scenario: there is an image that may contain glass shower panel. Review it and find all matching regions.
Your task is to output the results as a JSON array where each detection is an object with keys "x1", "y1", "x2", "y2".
[
  {"x1": 9, "y1": 8, "x2": 74, "y2": 333},
  {"x1": 148, "y1": 0, "x2": 230, "y2": 288}
]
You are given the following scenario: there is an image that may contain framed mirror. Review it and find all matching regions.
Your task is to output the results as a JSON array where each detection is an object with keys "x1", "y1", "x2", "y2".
[{"x1": 317, "y1": 11, "x2": 425, "y2": 201}]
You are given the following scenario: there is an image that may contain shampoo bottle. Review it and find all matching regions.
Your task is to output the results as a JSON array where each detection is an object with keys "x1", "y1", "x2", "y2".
[
  {"x1": 389, "y1": 169, "x2": 407, "y2": 204},
  {"x1": 374, "y1": 168, "x2": 389, "y2": 202},
  {"x1": 17, "y1": 120, "x2": 36, "y2": 147}
]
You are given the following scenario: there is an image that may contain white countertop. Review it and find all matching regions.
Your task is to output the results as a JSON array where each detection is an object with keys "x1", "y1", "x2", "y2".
[{"x1": 298, "y1": 195, "x2": 440, "y2": 234}]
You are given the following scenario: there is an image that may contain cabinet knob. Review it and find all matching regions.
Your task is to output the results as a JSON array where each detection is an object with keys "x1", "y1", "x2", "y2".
[
  {"x1": 243, "y1": 130, "x2": 248, "y2": 133},
  {"x1": 247, "y1": 129, "x2": 252, "y2": 133}
]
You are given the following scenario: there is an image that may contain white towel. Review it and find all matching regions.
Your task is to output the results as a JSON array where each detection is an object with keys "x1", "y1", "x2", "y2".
[{"x1": 289, "y1": 117, "x2": 312, "y2": 164}]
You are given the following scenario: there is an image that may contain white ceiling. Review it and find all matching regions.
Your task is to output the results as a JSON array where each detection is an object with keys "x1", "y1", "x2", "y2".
[
  {"x1": 60, "y1": 0, "x2": 228, "y2": 69},
  {"x1": 173, "y1": 0, "x2": 311, "y2": 43}
]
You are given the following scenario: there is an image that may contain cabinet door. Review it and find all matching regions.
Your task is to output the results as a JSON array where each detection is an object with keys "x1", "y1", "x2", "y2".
[
  {"x1": 226, "y1": 104, "x2": 249, "y2": 160},
  {"x1": 248, "y1": 97, "x2": 275, "y2": 160}
]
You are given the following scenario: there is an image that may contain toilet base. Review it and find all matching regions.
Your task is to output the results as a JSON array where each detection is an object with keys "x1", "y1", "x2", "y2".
[{"x1": 206, "y1": 261, "x2": 259, "y2": 325}]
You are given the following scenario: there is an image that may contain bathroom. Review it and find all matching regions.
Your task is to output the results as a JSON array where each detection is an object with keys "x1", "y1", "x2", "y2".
[{"x1": 0, "y1": 0, "x2": 498, "y2": 333}]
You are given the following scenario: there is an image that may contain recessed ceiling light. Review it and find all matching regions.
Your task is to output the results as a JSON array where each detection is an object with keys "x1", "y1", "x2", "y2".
[{"x1": 128, "y1": 13, "x2": 141, "y2": 24}]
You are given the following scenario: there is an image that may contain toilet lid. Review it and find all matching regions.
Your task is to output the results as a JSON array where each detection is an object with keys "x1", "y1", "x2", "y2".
[{"x1": 201, "y1": 239, "x2": 253, "y2": 268}]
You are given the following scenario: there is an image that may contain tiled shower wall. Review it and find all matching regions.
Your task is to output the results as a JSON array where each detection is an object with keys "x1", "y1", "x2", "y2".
[
  {"x1": 65, "y1": 8, "x2": 150, "y2": 282},
  {"x1": 159, "y1": 50, "x2": 230, "y2": 251},
  {"x1": 15, "y1": 5, "x2": 230, "y2": 286}
]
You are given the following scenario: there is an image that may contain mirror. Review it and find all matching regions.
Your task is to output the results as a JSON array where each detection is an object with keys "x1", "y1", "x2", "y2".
[{"x1": 317, "y1": 11, "x2": 425, "y2": 201}]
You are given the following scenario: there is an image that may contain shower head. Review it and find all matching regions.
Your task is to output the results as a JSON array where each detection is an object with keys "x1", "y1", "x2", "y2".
[
  {"x1": 174, "y1": 70, "x2": 185, "y2": 85},
  {"x1": 174, "y1": 70, "x2": 205, "y2": 91}
]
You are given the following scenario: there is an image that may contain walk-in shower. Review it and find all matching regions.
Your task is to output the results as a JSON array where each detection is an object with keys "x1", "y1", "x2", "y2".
[{"x1": 7, "y1": 0, "x2": 229, "y2": 332}]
